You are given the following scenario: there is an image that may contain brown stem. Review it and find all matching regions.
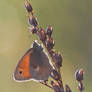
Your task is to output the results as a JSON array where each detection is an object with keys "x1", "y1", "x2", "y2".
[{"x1": 79, "y1": 81, "x2": 84, "y2": 92}]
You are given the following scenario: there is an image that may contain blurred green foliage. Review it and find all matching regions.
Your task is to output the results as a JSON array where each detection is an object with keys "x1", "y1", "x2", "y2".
[{"x1": 0, "y1": 0, "x2": 92, "y2": 92}]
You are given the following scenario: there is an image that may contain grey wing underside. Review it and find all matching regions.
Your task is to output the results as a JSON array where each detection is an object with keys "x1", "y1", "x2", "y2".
[{"x1": 29, "y1": 50, "x2": 53, "y2": 81}]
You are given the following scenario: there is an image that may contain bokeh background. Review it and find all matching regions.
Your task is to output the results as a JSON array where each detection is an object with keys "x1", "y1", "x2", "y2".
[{"x1": 0, "y1": 0, "x2": 92, "y2": 92}]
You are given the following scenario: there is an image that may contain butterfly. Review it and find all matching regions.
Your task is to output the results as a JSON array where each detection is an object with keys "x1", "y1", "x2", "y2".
[{"x1": 14, "y1": 41, "x2": 54, "y2": 82}]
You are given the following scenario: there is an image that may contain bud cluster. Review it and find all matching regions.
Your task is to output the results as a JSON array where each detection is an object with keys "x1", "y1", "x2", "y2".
[{"x1": 24, "y1": 1, "x2": 85, "y2": 92}]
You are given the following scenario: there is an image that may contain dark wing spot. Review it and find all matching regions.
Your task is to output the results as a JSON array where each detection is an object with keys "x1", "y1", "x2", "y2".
[{"x1": 18, "y1": 70, "x2": 23, "y2": 75}]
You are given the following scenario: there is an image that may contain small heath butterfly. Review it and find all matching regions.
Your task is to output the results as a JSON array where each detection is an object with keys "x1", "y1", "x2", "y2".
[{"x1": 14, "y1": 40, "x2": 54, "y2": 82}]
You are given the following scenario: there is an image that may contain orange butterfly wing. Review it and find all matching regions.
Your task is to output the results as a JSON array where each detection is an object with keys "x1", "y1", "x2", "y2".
[{"x1": 14, "y1": 48, "x2": 33, "y2": 81}]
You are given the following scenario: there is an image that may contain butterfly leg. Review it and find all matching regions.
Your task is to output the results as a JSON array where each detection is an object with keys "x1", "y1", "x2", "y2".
[{"x1": 40, "y1": 80, "x2": 53, "y2": 89}]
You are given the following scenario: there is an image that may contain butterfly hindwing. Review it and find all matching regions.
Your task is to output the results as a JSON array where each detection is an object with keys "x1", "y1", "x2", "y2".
[{"x1": 29, "y1": 49, "x2": 53, "y2": 81}]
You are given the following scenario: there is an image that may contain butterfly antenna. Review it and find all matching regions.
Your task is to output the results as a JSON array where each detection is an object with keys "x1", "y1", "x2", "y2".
[{"x1": 40, "y1": 81, "x2": 53, "y2": 89}]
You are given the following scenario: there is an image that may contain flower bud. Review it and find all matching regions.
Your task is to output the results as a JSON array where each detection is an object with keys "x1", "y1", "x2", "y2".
[
  {"x1": 51, "y1": 81, "x2": 64, "y2": 92},
  {"x1": 28, "y1": 16, "x2": 38, "y2": 27},
  {"x1": 52, "y1": 52, "x2": 63, "y2": 68},
  {"x1": 25, "y1": 0, "x2": 33, "y2": 15},
  {"x1": 75, "y1": 68, "x2": 84, "y2": 81},
  {"x1": 46, "y1": 25, "x2": 53, "y2": 37},
  {"x1": 30, "y1": 26, "x2": 38, "y2": 34},
  {"x1": 38, "y1": 28, "x2": 46, "y2": 41},
  {"x1": 46, "y1": 38, "x2": 55, "y2": 51},
  {"x1": 51, "y1": 70, "x2": 61, "y2": 80},
  {"x1": 65, "y1": 84, "x2": 72, "y2": 92}
]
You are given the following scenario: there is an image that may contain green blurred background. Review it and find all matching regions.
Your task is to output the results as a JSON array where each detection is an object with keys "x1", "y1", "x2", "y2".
[{"x1": 0, "y1": 0, "x2": 92, "y2": 92}]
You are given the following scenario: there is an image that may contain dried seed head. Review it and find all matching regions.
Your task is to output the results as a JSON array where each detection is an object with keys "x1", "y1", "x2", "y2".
[
  {"x1": 28, "y1": 16, "x2": 38, "y2": 27},
  {"x1": 38, "y1": 28, "x2": 46, "y2": 41},
  {"x1": 30, "y1": 26, "x2": 38, "y2": 34},
  {"x1": 25, "y1": 0, "x2": 33, "y2": 15},
  {"x1": 75, "y1": 68, "x2": 84, "y2": 81},
  {"x1": 46, "y1": 38, "x2": 55, "y2": 51},
  {"x1": 49, "y1": 50, "x2": 55, "y2": 57},
  {"x1": 50, "y1": 70, "x2": 61, "y2": 80},
  {"x1": 51, "y1": 81, "x2": 64, "y2": 92},
  {"x1": 52, "y1": 52, "x2": 63, "y2": 68},
  {"x1": 46, "y1": 25, "x2": 53, "y2": 37},
  {"x1": 65, "y1": 84, "x2": 72, "y2": 92}
]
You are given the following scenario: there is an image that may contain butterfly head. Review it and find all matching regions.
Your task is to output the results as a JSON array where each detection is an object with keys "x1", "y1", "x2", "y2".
[{"x1": 32, "y1": 41, "x2": 43, "y2": 53}]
